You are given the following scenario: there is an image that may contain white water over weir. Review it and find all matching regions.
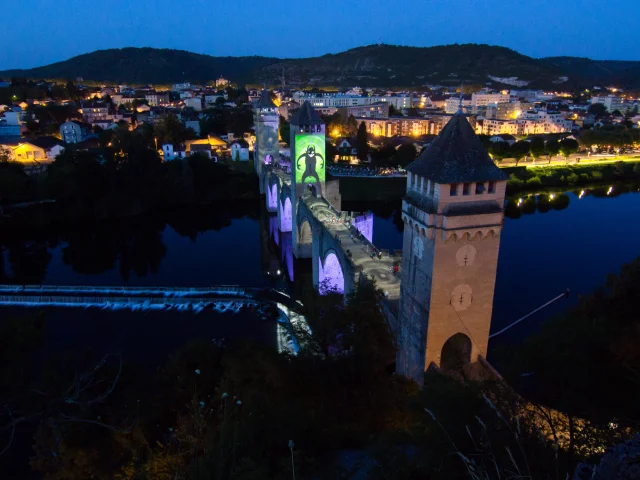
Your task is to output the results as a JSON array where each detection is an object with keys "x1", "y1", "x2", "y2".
[{"x1": 0, "y1": 284, "x2": 311, "y2": 356}]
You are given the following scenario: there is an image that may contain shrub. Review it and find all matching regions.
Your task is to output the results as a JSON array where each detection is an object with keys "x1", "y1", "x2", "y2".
[
  {"x1": 526, "y1": 176, "x2": 542, "y2": 187},
  {"x1": 591, "y1": 171, "x2": 603, "y2": 180},
  {"x1": 566, "y1": 173, "x2": 579, "y2": 185}
]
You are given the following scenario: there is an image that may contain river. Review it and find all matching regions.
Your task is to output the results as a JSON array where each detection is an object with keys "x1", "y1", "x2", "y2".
[{"x1": 2, "y1": 186, "x2": 640, "y2": 353}]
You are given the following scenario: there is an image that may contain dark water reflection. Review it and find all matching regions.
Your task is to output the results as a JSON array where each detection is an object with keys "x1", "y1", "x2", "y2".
[{"x1": 3, "y1": 189, "x2": 640, "y2": 345}]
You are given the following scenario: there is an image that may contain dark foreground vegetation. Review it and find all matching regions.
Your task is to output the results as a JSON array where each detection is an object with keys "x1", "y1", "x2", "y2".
[{"x1": 1, "y1": 265, "x2": 639, "y2": 478}]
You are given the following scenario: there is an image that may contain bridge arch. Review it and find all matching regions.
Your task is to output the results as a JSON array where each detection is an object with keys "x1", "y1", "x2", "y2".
[
  {"x1": 267, "y1": 182, "x2": 278, "y2": 211},
  {"x1": 319, "y1": 250, "x2": 345, "y2": 295},
  {"x1": 280, "y1": 196, "x2": 292, "y2": 232},
  {"x1": 299, "y1": 217, "x2": 313, "y2": 245},
  {"x1": 440, "y1": 333, "x2": 472, "y2": 372}
]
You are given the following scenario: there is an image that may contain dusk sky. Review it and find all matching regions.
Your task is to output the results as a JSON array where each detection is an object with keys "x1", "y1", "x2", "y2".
[{"x1": 3, "y1": 0, "x2": 639, "y2": 69}]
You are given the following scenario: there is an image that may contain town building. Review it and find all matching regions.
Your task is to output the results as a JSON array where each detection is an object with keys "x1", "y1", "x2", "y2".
[
  {"x1": 172, "y1": 82, "x2": 192, "y2": 92},
  {"x1": 215, "y1": 76, "x2": 229, "y2": 89},
  {"x1": 591, "y1": 95, "x2": 627, "y2": 113},
  {"x1": 293, "y1": 92, "x2": 413, "y2": 110},
  {"x1": 338, "y1": 102, "x2": 389, "y2": 120},
  {"x1": 79, "y1": 101, "x2": 110, "y2": 123},
  {"x1": 471, "y1": 92, "x2": 509, "y2": 113},
  {"x1": 359, "y1": 114, "x2": 477, "y2": 138},
  {"x1": 183, "y1": 97, "x2": 202, "y2": 111},
  {"x1": 0, "y1": 136, "x2": 65, "y2": 163},
  {"x1": 145, "y1": 92, "x2": 170, "y2": 107},
  {"x1": 445, "y1": 96, "x2": 471, "y2": 114},
  {"x1": 60, "y1": 121, "x2": 86, "y2": 144},
  {"x1": 230, "y1": 140, "x2": 250, "y2": 161},
  {"x1": 0, "y1": 110, "x2": 21, "y2": 139}
]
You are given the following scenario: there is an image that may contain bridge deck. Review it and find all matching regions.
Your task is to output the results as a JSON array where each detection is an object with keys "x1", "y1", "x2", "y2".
[{"x1": 302, "y1": 195, "x2": 401, "y2": 310}]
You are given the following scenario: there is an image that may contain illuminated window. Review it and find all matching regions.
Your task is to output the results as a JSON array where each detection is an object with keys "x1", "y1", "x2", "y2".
[
  {"x1": 463, "y1": 183, "x2": 470, "y2": 195},
  {"x1": 450, "y1": 183, "x2": 458, "y2": 196}
]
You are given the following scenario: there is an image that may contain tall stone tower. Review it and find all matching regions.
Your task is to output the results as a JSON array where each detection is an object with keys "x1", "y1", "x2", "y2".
[
  {"x1": 396, "y1": 111, "x2": 509, "y2": 383},
  {"x1": 290, "y1": 101, "x2": 325, "y2": 257},
  {"x1": 254, "y1": 89, "x2": 280, "y2": 194}
]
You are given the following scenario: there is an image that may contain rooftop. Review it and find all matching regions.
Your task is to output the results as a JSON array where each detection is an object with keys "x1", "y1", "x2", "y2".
[
  {"x1": 290, "y1": 101, "x2": 324, "y2": 126},
  {"x1": 406, "y1": 112, "x2": 508, "y2": 184},
  {"x1": 255, "y1": 90, "x2": 277, "y2": 109}
]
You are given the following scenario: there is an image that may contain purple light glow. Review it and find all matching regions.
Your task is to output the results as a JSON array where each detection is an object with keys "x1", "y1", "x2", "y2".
[
  {"x1": 269, "y1": 215, "x2": 279, "y2": 246},
  {"x1": 319, "y1": 252, "x2": 344, "y2": 295},
  {"x1": 280, "y1": 197, "x2": 292, "y2": 232},
  {"x1": 353, "y1": 213, "x2": 373, "y2": 243},
  {"x1": 267, "y1": 183, "x2": 278, "y2": 210},
  {"x1": 265, "y1": 154, "x2": 273, "y2": 165},
  {"x1": 281, "y1": 232, "x2": 294, "y2": 282}
]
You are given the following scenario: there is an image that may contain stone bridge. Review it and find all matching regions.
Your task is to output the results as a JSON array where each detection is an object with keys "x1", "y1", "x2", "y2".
[{"x1": 264, "y1": 168, "x2": 402, "y2": 316}]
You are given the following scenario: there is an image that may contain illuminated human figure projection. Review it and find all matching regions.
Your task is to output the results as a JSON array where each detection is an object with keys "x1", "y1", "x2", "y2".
[{"x1": 296, "y1": 144, "x2": 325, "y2": 190}]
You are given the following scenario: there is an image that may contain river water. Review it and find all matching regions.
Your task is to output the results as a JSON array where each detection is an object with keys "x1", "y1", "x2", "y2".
[{"x1": 2, "y1": 187, "x2": 640, "y2": 353}]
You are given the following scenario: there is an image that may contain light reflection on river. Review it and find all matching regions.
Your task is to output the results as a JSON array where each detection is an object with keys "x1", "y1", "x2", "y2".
[{"x1": 3, "y1": 189, "x2": 640, "y2": 348}]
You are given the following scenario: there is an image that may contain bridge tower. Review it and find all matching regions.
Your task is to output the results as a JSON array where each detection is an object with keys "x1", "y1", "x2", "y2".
[
  {"x1": 396, "y1": 111, "x2": 509, "y2": 383},
  {"x1": 254, "y1": 89, "x2": 280, "y2": 194},
  {"x1": 290, "y1": 101, "x2": 326, "y2": 258}
]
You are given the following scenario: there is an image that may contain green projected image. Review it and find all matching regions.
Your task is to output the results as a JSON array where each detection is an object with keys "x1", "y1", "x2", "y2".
[{"x1": 295, "y1": 133, "x2": 325, "y2": 185}]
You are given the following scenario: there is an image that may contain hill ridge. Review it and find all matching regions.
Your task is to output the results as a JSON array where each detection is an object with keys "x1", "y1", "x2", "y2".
[{"x1": 1, "y1": 44, "x2": 639, "y2": 88}]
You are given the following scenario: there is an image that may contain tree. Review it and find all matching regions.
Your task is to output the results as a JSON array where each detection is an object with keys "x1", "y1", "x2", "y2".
[
  {"x1": 356, "y1": 121, "x2": 369, "y2": 162},
  {"x1": 511, "y1": 140, "x2": 531, "y2": 166},
  {"x1": 529, "y1": 137, "x2": 546, "y2": 161},
  {"x1": 489, "y1": 141, "x2": 510, "y2": 162},
  {"x1": 343, "y1": 115, "x2": 358, "y2": 137},
  {"x1": 546, "y1": 139, "x2": 561, "y2": 163},
  {"x1": 388, "y1": 105, "x2": 403, "y2": 117},
  {"x1": 588, "y1": 103, "x2": 608, "y2": 118},
  {"x1": 559, "y1": 138, "x2": 579, "y2": 161},
  {"x1": 279, "y1": 115, "x2": 290, "y2": 144},
  {"x1": 394, "y1": 143, "x2": 417, "y2": 168},
  {"x1": 154, "y1": 113, "x2": 188, "y2": 146}
]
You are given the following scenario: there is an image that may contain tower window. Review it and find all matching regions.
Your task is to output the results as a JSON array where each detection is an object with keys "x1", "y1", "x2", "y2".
[
  {"x1": 429, "y1": 181, "x2": 435, "y2": 196},
  {"x1": 488, "y1": 181, "x2": 496, "y2": 193},
  {"x1": 475, "y1": 182, "x2": 485, "y2": 194},
  {"x1": 463, "y1": 183, "x2": 470, "y2": 195},
  {"x1": 450, "y1": 183, "x2": 458, "y2": 196}
]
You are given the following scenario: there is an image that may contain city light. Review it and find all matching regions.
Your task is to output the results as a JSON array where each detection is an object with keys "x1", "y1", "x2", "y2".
[
  {"x1": 607, "y1": 186, "x2": 613, "y2": 195},
  {"x1": 579, "y1": 190, "x2": 585, "y2": 199},
  {"x1": 549, "y1": 193, "x2": 555, "y2": 199}
]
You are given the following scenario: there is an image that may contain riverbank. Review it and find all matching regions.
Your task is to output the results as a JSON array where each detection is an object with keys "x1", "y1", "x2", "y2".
[
  {"x1": 504, "y1": 161, "x2": 640, "y2": 195},
  {"x1": 0, "y1": 163, "x2": 259, "y2": 230}
]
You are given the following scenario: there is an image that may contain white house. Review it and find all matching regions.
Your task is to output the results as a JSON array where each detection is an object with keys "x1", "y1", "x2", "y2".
[
  {"x1": 162, "y1": 143, "x2": 186, "y2": 161},
  {"x1": 184, "y1": 97, "x2": 202, "y2": 111},
  {"x1": 230, "y1": 140, "x2": 250, "y2": 161},
  {"x1": 60, "y1": 121, "x2": 85, "y2": 144}
]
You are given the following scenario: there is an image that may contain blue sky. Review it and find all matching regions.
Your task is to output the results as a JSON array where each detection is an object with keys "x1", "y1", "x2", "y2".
[{"x1": 3, "y1": 0, "x2": 639, "y2": 69}]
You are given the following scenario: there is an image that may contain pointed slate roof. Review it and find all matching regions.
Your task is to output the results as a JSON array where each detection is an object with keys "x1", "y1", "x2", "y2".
[
  {"x1": 290, "y1": 101, "x2": 324, "y2": 126},
  {"x1": 255, "y1": 89, "x2": 277, "y2": 109},
  {"x1": 406, "y1": 113, "x2": 508, "y2": 184}
]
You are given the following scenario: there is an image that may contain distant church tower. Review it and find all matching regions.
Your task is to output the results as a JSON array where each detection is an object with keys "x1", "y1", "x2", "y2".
[
  {"x1": 254, "y1": 89, "x2": 280, "y2": 194},
  {"x1": 396, "y1": 111, "x2": 509, "y2": 383}
]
